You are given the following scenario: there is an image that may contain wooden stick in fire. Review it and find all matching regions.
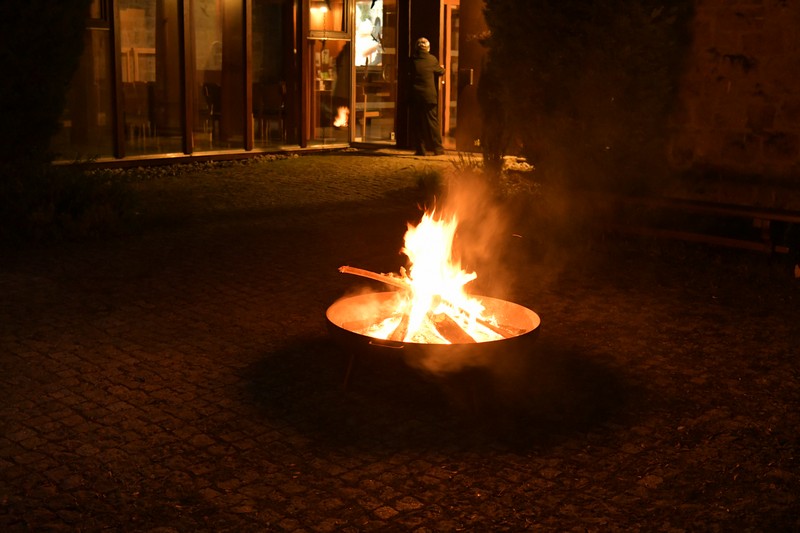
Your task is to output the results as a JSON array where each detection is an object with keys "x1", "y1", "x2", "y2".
[
  {"x1": 338, "y1": 265, "x2": 521, "y2": 339},
  {"x1": 338, "y1": 266, "x2": 409, "y2": 291},
  {"x1": 338, "y1": 267, "x2": 413, "y2": 341},
  {"x1": 389, "y1": 313, "x2": 410, "y2": 342}
]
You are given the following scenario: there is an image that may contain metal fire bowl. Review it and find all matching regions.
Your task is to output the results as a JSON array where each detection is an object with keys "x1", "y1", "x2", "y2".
[{"x1": 326, "y1": 292, "x2": 541, "y2": 374}]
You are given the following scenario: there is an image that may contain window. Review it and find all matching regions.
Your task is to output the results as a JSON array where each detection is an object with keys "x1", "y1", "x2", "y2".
[
  {"x1": 50, "y1": 15, "x2": 114, "y2": 160},
  {"x1": 119, "y1": 0, "x2": 183, "y2": 155},
  {"x1": 191, "y1": 0, "x2": 246, "y2": 152}
]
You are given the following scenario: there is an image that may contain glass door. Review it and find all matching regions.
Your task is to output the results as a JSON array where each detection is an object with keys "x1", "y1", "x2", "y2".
[
  {"x1": 253, "y1": 0, "x2": 291, "y2": 148},
  {"x1": 353, "y1": 0, "x2": 397, "y2": 143},
  {"x1": 307, "y1": 0, "x2": 349, "y2": 145},
  {"x1": 440, "y1": 0, "x2": 459, "y2": 150},
  {"x1": 308, "y1": 38, "x2": 350, "y2": 144},
  {"x1": 190, "y1": 0, "x2": 245, "y2": 152}
]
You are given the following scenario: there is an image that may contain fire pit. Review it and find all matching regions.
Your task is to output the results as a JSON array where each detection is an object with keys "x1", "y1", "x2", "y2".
[
  {"x1": 327, "y1": 291, "x2": 540, "y2": 383},
  {"x1": 327, "y1": 209, "x2": 541, "y2": 387}
]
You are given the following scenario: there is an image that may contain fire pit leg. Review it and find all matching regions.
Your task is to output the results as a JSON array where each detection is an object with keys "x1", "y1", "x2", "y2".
[{"x1": 342, "y1": 351, "x2": 357, "y2": 390}]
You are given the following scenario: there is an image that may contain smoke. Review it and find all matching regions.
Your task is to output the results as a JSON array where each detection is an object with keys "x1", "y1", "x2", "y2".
[
  {"x1": 332, "y1": 163, "x2": 602, "y2": 393},
  {"x1": 434, "y1": 164, "x2": 587, "y2": 305},
  {"x1": 436, "y1": 169, "x2": 516, "y2": 300},
  {"x1": 403, "y1": 162, "x2": 605, "y2": 400}
]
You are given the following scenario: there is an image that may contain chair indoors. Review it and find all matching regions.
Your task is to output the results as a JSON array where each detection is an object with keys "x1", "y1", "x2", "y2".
[
  {"x1": 356, "y1": 84, "x2": 380, "y2": 142},
  {"x1": 253, "y1": 81, "x2": 285, "y2": 144},
  {"x1": 122, "y1": 81, "x2": 152, "y2": 149},
  {"x1": 201, "y1": 82, "x2": 221, "y2": 146}
]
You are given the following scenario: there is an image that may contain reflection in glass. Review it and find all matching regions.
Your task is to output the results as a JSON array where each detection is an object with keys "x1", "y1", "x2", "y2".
[
  {"x1": 193, "y1": 0, "x2": 224, "y2": 151},
  {"x1": 309, "y1": 0, "x2": 346, "y2": 33},
  {"x1": 118, "y1": 0, "x2": 183, "y2": 155}
]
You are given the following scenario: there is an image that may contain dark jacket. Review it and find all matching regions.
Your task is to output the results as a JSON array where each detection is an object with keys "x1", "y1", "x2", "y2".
[{"x1": 410, "y1": 50, "x2": 445, "y2": 104}]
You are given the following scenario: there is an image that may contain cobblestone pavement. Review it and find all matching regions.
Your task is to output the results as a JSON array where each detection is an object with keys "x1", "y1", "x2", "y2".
[{"x1": 1, "y1": 149, "x2": 798, "y2": 531}]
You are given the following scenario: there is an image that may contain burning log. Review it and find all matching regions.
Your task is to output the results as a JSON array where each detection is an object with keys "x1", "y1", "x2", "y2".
[
  {"x1": 389, "y1": 313, "x2": 410, "y2": 342},
  {"x1": 470, "y1": 313, "x2": 524, "y2": 339},
  {"x1": 430, "y1": 312, "x2": 476, "y2": 344}
]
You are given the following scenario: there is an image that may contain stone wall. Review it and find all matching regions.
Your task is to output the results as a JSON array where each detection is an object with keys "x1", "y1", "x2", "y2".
[{"x1": 668, "y1": 0, "x2": 800, "y2": 189}]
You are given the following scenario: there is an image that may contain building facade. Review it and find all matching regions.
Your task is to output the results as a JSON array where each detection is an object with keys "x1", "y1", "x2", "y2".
[{"x1": 52, "y1": 0, "x2": 487, "y2": 163}]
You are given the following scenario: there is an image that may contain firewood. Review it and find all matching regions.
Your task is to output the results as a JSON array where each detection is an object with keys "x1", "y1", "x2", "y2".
[
  {"x1": 474, "y1": 317, "x2": 523, "y2": 339},
  {"x1": 430, "y1": 312, "x2": 476, "y2": 344},
  {"x1": 389, "y1": 313, "x2": 410, "y2": 342},
  {"x1": 339, "y1": 265, "x2": 523, "y2": 340},
  {"x1": 338, "y1": 266, "x2": 408, "y2": 291}
]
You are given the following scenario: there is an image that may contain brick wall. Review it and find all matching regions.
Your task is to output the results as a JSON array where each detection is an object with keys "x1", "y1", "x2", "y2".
[{"x1": 668, "y1": 0, "x2": 800, "y2": 186}]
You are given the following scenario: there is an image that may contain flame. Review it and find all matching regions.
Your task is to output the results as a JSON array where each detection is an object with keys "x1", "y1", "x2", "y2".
[
  {"x1": 365, "y1": 211, "x2": 504, "y2": 344},
  {"x1": 333, "y1": 106, "x2": 349, "y2": 128}
]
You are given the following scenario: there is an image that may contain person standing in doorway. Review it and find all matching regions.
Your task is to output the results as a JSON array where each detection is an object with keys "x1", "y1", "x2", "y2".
[{"x1": 409, "y1": 37, "x2": 445, "y2": 156}]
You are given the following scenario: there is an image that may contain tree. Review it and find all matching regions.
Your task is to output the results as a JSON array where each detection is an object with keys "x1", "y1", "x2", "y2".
[
  {"x1": 0, "y1": 1, "x2": 92, "y2": 166},
  {"x1": 481, "y1": 0, "x2": 693, "y2": 192}
]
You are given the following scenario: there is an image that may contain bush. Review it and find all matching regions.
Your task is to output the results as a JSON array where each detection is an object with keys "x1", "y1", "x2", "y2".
[
  {"x1": 0, "y1": 162, "x2": 138, "y2": 244},
  {"x1": 481, "y1": 0, "x2": 693, "y2": 193}
]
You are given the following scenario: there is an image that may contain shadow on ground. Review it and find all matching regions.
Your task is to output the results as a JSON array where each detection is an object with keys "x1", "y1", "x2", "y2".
[{"x1": 243, "y1": 334, "x2": 636, "y2": 452}]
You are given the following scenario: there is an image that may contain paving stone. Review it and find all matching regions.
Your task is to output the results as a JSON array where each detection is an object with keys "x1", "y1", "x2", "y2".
[{"x1": 0, "y1": 150, "x2": 797, "y2": 531}]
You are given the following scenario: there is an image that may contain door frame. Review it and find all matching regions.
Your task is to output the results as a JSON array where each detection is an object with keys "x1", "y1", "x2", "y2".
[{"x1": 438, "y1": 0, "x2": 459, "y2": 150}]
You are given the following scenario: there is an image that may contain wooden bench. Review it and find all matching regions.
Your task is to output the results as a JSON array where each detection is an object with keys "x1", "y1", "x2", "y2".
[{"x1": 595, "y1": 194, "x2": 800, "y2": 255}]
